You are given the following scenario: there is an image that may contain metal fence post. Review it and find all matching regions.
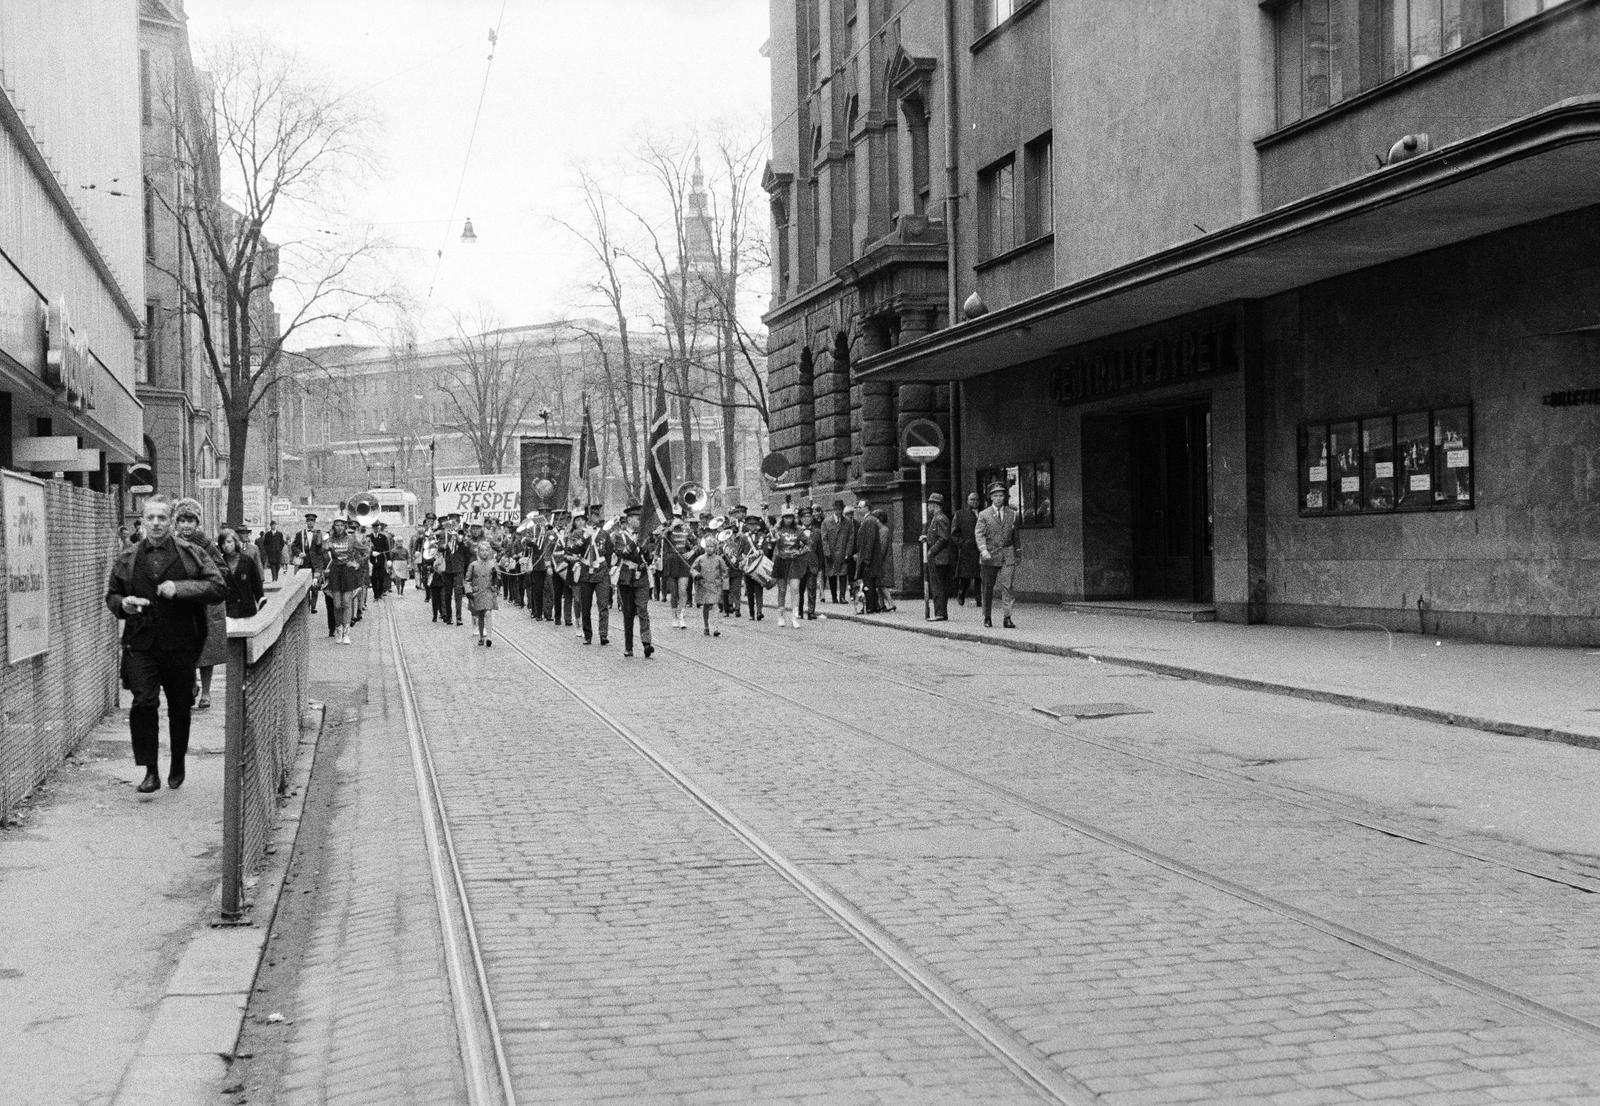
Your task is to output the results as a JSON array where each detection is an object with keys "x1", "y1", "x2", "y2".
[{"x1": 221, "y1": 635, "x2": 247, "y2": 921}]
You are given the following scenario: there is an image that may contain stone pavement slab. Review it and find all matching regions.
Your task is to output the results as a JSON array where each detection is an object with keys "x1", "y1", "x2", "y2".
[
  {"x1": 0, "y1": 692, "x2": 227, "y2": 1106},
  {"x1": 829, "y1": 601, "x2": 1600, "y2": 745}
]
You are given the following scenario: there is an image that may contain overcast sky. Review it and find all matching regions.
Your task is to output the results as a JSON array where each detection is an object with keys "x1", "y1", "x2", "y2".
[{"x1": 187, "y1": 0, "x2": 771, "y2": 348}]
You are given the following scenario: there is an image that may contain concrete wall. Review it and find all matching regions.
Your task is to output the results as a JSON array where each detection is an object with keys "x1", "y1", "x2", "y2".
[
  {"x1": 0, "y1": 482, "x2": 121, "y2": 822},
  {"x1": 1258, "y1": 1, "x2": 1600, "y2": 210},
  {"x1": 1259, "y1": 205, "x2": 1600, "y2": 645},
  {"x1": 1050, "y1": 0, "x2": 1260, "y2": 284}
]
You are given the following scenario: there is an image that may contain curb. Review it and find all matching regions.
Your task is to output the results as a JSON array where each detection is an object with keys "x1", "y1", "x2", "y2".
[
  {"x1": 110, "y1": 702, "x2": 327, "y2": 1106},
  {"x1": 827, "y1": 613, "x2": 1600, "y2": 753}
]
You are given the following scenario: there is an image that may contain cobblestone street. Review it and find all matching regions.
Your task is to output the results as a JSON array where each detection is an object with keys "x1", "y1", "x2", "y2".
[{"x1": 228, "y1": 594, "x2": 1600, "y2": 1105}]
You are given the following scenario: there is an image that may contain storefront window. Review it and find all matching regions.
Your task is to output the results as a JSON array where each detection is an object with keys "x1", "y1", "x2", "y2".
[
  {"x1": 1299, "y1": 406, "x2": 1471, "y2": 516},
  {"x1": 1433, "y1": 405, "x2": 1473, "y2": 505},
  {"x1": 975, "y1": 459, "x2": 1053, "y2": 528}
]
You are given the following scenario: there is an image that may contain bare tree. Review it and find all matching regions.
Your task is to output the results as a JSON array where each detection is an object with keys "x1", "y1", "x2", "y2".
[
  {"x1": 436, "y1": 312, "x2": 542, "y2": 474},
  {"x1": 151, "y1": 35, "x2": 395, "y2": 525}
]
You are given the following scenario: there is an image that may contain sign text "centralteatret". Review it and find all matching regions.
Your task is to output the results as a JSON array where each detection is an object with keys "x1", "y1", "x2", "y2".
[{"x1": 1049, "y1": 320, "x2": 1239, "y2": 407}]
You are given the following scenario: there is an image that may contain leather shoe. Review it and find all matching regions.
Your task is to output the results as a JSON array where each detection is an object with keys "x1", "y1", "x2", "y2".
[
  {"x1": 1003, "y1": 617, "x2": 1017, "y2": 628},
  {"x1": 135, "y1": 770, "x2": 161, "y2": 794},
  {"x1": 168, "y1": 766, "x2": 186, "y2": 789},
  {"x1": 983, "y1": 618, "x2": 993, "y2": 628}
]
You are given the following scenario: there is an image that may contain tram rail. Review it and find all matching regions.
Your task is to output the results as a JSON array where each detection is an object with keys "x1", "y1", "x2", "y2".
[
  {"x1": 487, "y1": 614, "x2": 1600, "y2": 1051},
  {"x1": 386, "y1": 607, "x2": 520, "y2": 1106},
  {"x1": 721, "y1": 621, "x2": 1600, "y2": 898}
]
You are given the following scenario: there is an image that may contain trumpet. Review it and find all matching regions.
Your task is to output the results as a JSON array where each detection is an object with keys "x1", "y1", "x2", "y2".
[{"x1": 677, "y1": 481, "x2": 707, "y2": 514}]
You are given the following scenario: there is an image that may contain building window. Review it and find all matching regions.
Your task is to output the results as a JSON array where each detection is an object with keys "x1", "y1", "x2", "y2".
[
  {"x1": 1274, "y1": 0, "x2": 1574, "y2": 127},
  {"x1": 140, "y1": 50, "x2": 152, "y2": 126},
  {"x1": 1298, "y1": 405, "x2": 1473, "y2": 515},
  {"x1": 1023, "y1": 132, "x2": 1053, "y2": 242},
  {"x1": 975, "y1": 459, "x2": 1053, "y2": 528},
  {"x1": 978, "y1": 155, "x2": 1016, "y2": 260},
  {"x1": 902, "y1": 93, "x2": 931, "y2": 216},
  {"x1": 139, "y1": 303, "x2": 157, "y2": 385},
  {"x1": 806, "y1": 0, "x2": 823, "y2": 87},
  {"x1": 980, "y1": 0, "x2": 1020, "y2": 33},
  {"x1": 844, "y1": 97, "x2": 860, "y2": 259},
  {"x1": 143, "y1": 179, "x2": 156, "y2": 258},
  {"x1": 772, "y1": 195, "x2": 791, "y2": 297}
]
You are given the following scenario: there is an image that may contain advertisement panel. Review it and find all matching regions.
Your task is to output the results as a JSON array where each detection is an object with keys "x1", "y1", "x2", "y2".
[
  {"x1": 3, "y1": 471, "x2": 50, "y2": 664},
  {"x1": 435, "y1": 474, "x2": 521, "y2": 522},
  {"x1": 241, "y1": 484, "x2": 268, "y2": 529},
  {"x1": 519, "y1": 438, "x2": 574, "y2": 515}
]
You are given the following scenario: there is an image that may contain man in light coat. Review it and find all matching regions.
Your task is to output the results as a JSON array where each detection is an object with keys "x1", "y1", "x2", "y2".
[{"x1": 974, "y1": 481, "x2": 1021, "y2": 628}]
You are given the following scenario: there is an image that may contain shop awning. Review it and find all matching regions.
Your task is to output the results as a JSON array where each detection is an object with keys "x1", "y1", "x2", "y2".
[{"x1": 859, "y1": 96, "x2": 1600, "y2": 383}]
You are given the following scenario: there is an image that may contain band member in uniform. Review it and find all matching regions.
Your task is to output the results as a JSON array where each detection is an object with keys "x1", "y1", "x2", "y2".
[
  {"x1": 723, "y1": 507, "x2": 745, "y2": 616},
  {"x1": 797, "y1": 505, "x2": 823, "y2": 620},
  {"x1": 922, "y1": 492, "x2": 952, "y2": 621},
  {"x1": 291, "y1": 513, "x2": 325, "y2": 613},
  {"x1": 552, "y1": 514, "x2": 584, "y2": 628},
  {"x1": 738, "y1": 514, "x2": 768, "y2": 620},
  {"x1": 770, "y1": 508, "x2": 808, "y2": 629},
  {"x1": 369, "y1": 520, "x2": 392, "y2": 599},
  {"x1": 444, "y1": 516, "x2": 473, "y2": 625},
  {"x1": 660, "y1": 519, "x2": 694, "y2": 629},
  {"x1": 611, "y1": 504, "x2": 655, "y2": 658},
  {"x1": 324, "y1": 519, "x2": 363, "y2": 644},
  {"x1": 574, "y1": 504, "x2": 613, "y2": 646},
  {"x1": 530, "y1": 514, "x2": 556, "y2": 620}
]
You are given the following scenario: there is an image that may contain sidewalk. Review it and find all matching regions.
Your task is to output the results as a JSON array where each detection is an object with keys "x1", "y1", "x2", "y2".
[
  {"x1": 829, "y1": 601, "x2": 1600, "y2": 748},
  {"x1": 0, "y1": 670, "x2": 319, "y2": 1106}
]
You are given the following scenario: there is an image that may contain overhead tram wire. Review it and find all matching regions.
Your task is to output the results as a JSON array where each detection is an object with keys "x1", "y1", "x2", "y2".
[{"x1": 426, "y1": 0, "x2": 511, "y2": 305}]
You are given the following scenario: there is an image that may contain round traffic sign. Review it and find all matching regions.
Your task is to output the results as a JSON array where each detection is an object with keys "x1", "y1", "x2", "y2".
[{"x1": 900, "y1": 418, "x2": 944, "y2": 463}]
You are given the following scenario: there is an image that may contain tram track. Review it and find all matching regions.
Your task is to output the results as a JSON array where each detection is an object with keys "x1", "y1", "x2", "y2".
[
  {"x1": 721, "y1": 620, "x2": 1600, "y2": 898},
  {"x1": 491, "y1": 620, "x2": 1095, "y2": 1106},
  {"x1": 385, "y1": 607, "x2": 519, "y2": 1106},
  {"x1": 498, "y1": 617, "x2": 1600, "y2": 1050}
]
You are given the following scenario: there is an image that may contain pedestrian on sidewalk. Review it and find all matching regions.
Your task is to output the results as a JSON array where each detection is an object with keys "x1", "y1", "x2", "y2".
[
  {"x1": 218, "y1": 528, "x2": 265, "y2": 618},
  {"x1": 976, "y1": 482, "x2": 1021, "y2": 629},
  {"x1": 951, "y1": 492, "x2": 981, "y2": 606},
  {"x1": 798, "y1": 505, "x2": 823, "y2": 619},
  {"x1": 612, "y1": 504, "x2": 655, "y2": 658},
  {"x1": 822, "y1": 498, "x2": 854, "y2": 605},
  {"x1": 852, "y1": 502, "x2": 883, "y2": 614},
  {"x1": 923, "y1": 492, "x2": 951, "y2": 621},
  {"x1": 324, "y1": 519, "x2": 363, "y2": 645},
  {"x1": 464, "y1": 541, "x2": 499, "y2": 647},
  {"x1": 261, "y1": 521, "x2": 287, "y2": 583},
  {"x1": 105, "y1": 494, "x2": 226, "y2": 794},
  {"x1": 173, "y1": 499, "x2": 228, "y2": 710}
]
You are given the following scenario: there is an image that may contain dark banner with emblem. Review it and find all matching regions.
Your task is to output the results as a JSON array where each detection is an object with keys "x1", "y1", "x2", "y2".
[{"x1": 520, "y1": 437, "x2": 574, "y2": 515}]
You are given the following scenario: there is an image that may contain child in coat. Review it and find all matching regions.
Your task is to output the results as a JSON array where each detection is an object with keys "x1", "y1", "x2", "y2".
[
  {"x1": 464, "y1": 541, "x2": 500, "y2": 646},
  {"x1": 690, "y1": 534, "x2": 729, "y2": 637}
]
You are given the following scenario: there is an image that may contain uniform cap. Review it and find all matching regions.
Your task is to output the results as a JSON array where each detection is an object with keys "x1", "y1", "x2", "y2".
[{"x1": 987, "y1": 482, "x2": 1008, "y2": 496}]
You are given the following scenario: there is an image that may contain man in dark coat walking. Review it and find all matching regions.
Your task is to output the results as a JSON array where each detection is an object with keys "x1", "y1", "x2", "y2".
[
  {"x1": 851, "y1": 502, "x2": 883, "y2": 613},
  {"x1": 105, "y1": 494, "x2": 227, "y2": 794},
  {"x1": 261, "y1": 521, "x2": 287, "y2": 582},
  {"x1": 922, "y1": 492, "x2": 952, "y2": 620},
  {"x1": 951, "y1": 491, "x2": 982, "y2": 606}
]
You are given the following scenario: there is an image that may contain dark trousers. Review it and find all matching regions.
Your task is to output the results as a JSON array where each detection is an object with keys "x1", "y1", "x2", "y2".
[
  {"x1": 577, "y1": 580, "x2": 611, "y2": 643},
  {"x1": 372, "y1": 560, "x2": 389, "y2": 598},
  {"x1": 327, "y1": 598, "x2": 338, "y2": 636},
  {"x1": 955, "y1": 574, "x2": 978, "y2": 603},
  {"x1": 269, "y1": 563, "x2": 281, "y2": 582},
  {"x1": 725, "y1": 572, "x2": 743, "y2": 615},
  {"x1": 528, "y1": 570, "x2": 547, "y2": 618},
  {"x1": 800, "y1": 571, "x2": 818, "y2": 618},
  {"x1": 432, "y1": 573, "x2": 457, "y2": 622},
  {"x1": 618, "y1": 582, "x2": 651, "y2": 652},
  {"x1": 126, "y1": 648, "x2": 199, "y2": 769},
  {"x1": 860, "y1": 574, "x2": 883, "y2": 612},
  {"x1": 551, "y1": 576, "x2": 574, "y2": 624},
  {"x1": 745, "y1": 575, "x2": 764, "y2": 617},
  {"x1": 928, "y1": 562, "x2": 950, "y2": 619},
  {"x1": 828, "y1": 574, "x2": 843, "y2": 603}
]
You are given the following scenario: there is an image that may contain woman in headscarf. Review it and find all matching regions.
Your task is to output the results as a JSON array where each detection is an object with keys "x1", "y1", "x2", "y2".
[{"x1": 173, "y1": 498, "x2": 227, "y2": 709}]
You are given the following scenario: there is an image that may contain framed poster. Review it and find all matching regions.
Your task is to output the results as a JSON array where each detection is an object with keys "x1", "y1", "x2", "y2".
[
  {"x1": 1433, "y1": 406, "x2": 1473, "y2": 505},
  {"x1": 1328, "y1": 420, "x2": 1361, "y2": 513},
  {"x1": 1300, "y1": 424, "x2": 1329, "y2": 513},
  {"x1": 1362, "y1": 416, "x2": 1395, "y2": 511},
  {"x1": 3, "y1": 470, "x2": 50, "y2": 664},
  {"x1": 1396, "y1": 410, "x2": 1433, "y2": 509}
]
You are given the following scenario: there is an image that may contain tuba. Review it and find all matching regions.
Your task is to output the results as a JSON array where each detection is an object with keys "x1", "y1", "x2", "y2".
[
  {"x1": 347, "y1": 491, "x2": 380, "y2": 524},
  {"x1": 677, "y1": 481, "x2": 707, "y2": 515}
]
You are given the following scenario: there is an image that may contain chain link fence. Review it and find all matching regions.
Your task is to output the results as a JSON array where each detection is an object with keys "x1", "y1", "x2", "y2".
[{"x1": 223, "y1": 571, "x2": 312, "y2": 918}]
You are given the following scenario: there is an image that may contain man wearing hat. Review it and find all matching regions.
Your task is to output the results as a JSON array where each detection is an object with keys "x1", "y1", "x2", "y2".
[
  {"x1": 261, "y1": 521, "x2": 287, "y2": 582},
  {"x1": 574, "y1": 503, "x2": 612, "y2": 646},
  {"x1": 975, "y1": 481, "x2": 1022, "y2": 628},
  {"x1": 850, "y1": 501, "x2": 883, "y2": 613},
  {"x1": 611, "y1": 504, "x2": 655, "y2": 658},
  {"x1": 922, "y1": 492, "x2": 952, "y2": 621}
]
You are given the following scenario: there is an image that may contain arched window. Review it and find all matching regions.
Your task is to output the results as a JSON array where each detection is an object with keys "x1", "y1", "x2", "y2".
[
  {"x1": 902, "y1": 92, "x2": 931, "y2": 217},
  {"x1": 772, "y1": 194, "x2": 791, "y2": 297}
]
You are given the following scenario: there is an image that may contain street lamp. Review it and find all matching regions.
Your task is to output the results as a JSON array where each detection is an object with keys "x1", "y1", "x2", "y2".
[{"x1": 428, "y1": 439, "x2": 437, "y2": 513}]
